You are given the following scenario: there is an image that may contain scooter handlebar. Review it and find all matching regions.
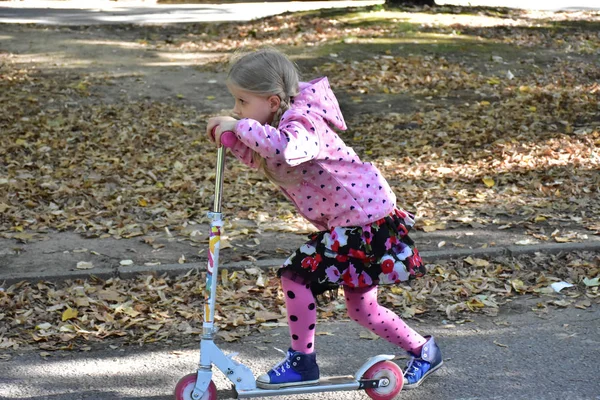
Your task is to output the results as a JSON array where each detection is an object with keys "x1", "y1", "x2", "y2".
[
  {"x1": 211, "y1": 126, "x2": 238, "y2": 149},
  {"x1": 220, "y1": 131, "x2": 237, "y2": 148}
]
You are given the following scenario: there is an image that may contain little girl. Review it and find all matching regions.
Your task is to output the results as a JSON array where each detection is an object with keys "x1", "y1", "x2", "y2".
[{"x1": 206, "y1": 48, "x2": 443, "y2": 390}]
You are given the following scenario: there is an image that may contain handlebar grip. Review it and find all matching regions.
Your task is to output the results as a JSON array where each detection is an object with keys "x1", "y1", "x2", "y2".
[
  {"x1": 211, "y1": 126, "x2": 238, "y2": 148},
  {"x1": 220, "y1": 131, "x2": 237, "y2": 148}
]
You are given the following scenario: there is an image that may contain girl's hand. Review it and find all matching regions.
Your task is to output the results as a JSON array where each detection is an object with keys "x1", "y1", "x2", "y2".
[{"x1": 207, "y1": 116, "x2": 238, "y2": 147}]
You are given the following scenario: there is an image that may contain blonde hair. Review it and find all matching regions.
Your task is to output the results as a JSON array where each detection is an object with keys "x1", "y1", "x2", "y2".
[{"x1": 227, "y1": 48, "x2": 301, "y2": 185}]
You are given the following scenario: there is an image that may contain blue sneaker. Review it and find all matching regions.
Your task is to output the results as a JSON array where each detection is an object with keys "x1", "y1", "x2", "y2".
[
  {"x1": 256, "y1": 348, "x2": 320, "y2": 389},
  {"x1": 403, "y1": 336, "x2": 443, "y2": 389}
]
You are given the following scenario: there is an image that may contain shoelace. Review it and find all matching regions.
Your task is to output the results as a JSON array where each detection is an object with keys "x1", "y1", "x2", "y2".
[
  {"x1": 271, "y1": 348, "x2": 292, "y2": 377},
  {"x1": 405, "y1": 358, "x2": 424, "y2": 379}
]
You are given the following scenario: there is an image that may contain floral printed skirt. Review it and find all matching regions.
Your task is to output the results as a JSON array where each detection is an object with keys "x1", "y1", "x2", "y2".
[{"x1": 279, "y1": 208, "x2": 427, "y2": 297}]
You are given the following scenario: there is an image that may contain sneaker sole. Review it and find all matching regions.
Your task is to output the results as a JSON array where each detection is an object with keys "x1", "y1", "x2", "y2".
[
  {"x1": 256, "y1": 379, "x2": 320, "y2": 390},
  {"x1": 402, "y1": 360, "x2": 443, "y2": 390}
]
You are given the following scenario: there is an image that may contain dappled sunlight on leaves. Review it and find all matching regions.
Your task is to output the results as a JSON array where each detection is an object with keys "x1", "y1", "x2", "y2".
[{"x1": 329, "y1": 55, "x2": 599, "y2": 230}]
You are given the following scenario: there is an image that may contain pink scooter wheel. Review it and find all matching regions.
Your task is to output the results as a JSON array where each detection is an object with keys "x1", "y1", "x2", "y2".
[
  {"x1": 363, "y1": 360, "x2": 403, "y2": 400},
  {"x1": 174, "y1": 373, "x2": 217, "y2": 400}
]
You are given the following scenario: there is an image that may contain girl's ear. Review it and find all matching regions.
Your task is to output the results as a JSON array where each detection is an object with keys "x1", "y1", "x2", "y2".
[{"x1": 267, "y1": 95, "x2": 281, "y2": 112}]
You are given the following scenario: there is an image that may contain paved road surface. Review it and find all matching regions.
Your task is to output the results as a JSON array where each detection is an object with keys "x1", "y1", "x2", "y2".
[
  {"x1": 2, "y1": 1, "x2": 380, "y2": 25},
  {"x1": 2, "y1": 302, "x2": 599, "y2": 399},
  {"x1": 0, "y1": 0, "x2": 598, "y2": 26}
]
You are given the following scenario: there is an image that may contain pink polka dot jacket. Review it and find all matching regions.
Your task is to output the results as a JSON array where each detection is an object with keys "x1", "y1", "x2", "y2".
[{"x1": 228, "y1": 77, "x2": 397, "y2": 231}]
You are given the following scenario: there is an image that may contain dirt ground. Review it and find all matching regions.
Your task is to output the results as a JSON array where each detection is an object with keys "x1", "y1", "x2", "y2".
[
  {"x1": 0, "y1": 21, "x2": 415, "y2": 116},
  {"x1": 2, "y1": 6, "x2": 598, "y2": 121},
  {"x1": 0, "y1": 24, "x2": 233, "y2": 110}
]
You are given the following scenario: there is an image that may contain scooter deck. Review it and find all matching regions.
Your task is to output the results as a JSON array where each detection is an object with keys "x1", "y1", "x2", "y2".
[
  {"x1": 236, "y1": 375, "x2": 361, "y2": 398},
  {"x1": 317, "y1": 375, "x2": 356, "y2": 385}
]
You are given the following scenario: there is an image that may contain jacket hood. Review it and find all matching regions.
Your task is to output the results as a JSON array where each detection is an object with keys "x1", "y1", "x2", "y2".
[{"x1": 291, "y1": 77, "x2": 347, "y2": 131}]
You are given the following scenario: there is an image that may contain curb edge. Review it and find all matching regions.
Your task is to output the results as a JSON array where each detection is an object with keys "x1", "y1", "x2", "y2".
[{"x1": 2, "y1": 241, "x2": 600, "y2": 286}]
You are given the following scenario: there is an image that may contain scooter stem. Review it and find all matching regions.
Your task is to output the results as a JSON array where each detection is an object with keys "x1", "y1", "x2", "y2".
[
  {"x1": 213, "y1": 146, "x2": 227, "y2": 213},
  {"x1": 203, "y1": 145, "x2": 227, "y2": 338}
]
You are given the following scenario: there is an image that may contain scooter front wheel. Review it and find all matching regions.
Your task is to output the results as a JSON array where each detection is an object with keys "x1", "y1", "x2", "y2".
[
  {"x1": 363, "y1": 360, "x2": 403, "y2": 400},
  {"x1": 174, "y1": 373, "x2": 217, "y2": 400}
]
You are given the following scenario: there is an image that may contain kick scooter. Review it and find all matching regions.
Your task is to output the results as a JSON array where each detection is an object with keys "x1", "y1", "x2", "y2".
[{"x1": 174, "y1": 130, "x2": 404, "y2": 400}]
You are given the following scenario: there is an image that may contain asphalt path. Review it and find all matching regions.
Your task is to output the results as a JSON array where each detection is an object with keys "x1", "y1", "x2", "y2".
[
  {"x1": 2, "y1": 300, "x2": 599, "y2": 399},
  {"x1": 0, "y1": 0, "x2": 598, "y2": 26},
  {"x1": 0, "y1": 1, "x2": 382, "y2": 25}
]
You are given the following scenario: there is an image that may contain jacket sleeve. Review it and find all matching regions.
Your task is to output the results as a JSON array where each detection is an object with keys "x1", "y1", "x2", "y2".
[
  {"x1": 235, "y1": 111, "x2": 320, "y2": 167},
  {"x1": 227, "y1": 138, "x2": 259, "y2": 169}
]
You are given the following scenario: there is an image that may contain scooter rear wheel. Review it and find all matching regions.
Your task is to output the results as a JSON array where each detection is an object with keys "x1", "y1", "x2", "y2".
[
  {"x1": 174, "y1": 373, "x2": 217, "y2": 400},
  {"x1": 363, "y1": 360, "x2": 403, "y2": 400}
]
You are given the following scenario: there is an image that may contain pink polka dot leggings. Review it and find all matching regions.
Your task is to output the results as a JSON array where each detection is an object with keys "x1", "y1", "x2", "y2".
[{"x1": 281, "y1": 274, "x2": 426, "y2": 355}]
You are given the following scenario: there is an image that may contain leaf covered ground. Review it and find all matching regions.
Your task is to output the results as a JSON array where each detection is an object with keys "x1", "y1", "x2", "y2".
[
  {"x1": 1, "y1": 4, "x2": 599, "y2": 353},
  {"x1": 1, "y1": 5, "x2": 598, "y2": 240},
  {"x1": 1, "y1": 251, "x2": 599, "y2": 355}
]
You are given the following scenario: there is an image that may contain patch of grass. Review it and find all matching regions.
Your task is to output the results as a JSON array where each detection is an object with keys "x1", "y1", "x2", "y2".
[
  {"x1": 333, "y1": 10, "x2": 414, "y2": 27},
  {"x1": 549, "y1": 19, "x2": 600, "y2": 31},
  {"x1": 386, "y1": 3, "x2": 526, "y2": 19},
  {"x1": 291, "y1": 5, "x2": 381, "y2": 19},
  {"x1": 305, "y1": 34, "x2": 523, "y2": 60}
]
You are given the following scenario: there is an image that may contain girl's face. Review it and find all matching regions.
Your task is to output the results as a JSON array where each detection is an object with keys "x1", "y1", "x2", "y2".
[{"x1": 227, "y1": 84, "x2": 280, "y2": 125}]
